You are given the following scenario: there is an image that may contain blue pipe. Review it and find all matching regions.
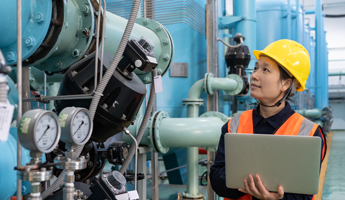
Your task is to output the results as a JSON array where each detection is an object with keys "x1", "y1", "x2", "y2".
[
  {"x1": 233, "y1": 0, "x2": 256, "y2": 72},
  {"x1": 315, "y1": 0, "x2": 328, "y2": 108},
  {"x1": 287, "y1": 0, "x2": 291, "y2": 39},
  {"x1": 305, "y1": 9, "x2": 315, "y2": 14},
  {"x1": 296, "y1": 0, "x2": 300, "y2": 43}
]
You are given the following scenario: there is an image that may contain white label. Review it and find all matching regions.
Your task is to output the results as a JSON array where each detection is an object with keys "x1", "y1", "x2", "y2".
[
  {"x1": 128, "y1": 190, "x2": 139, "y2": 200},
  {"x1": 153, "y1": 75, "x2": 163, "y2": 93},
  {"x1": 0, "y1": 103, "x2": 15, "y2": 141}
]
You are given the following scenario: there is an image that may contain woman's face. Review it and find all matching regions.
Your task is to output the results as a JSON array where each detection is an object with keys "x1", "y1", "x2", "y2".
[{"x1": 250, "y1": 56, "x2": 290, "y2": 103}]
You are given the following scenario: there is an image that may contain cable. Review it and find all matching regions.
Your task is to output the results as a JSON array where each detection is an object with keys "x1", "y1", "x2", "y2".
[
  {"x1": 217, "y1": 38, "x2": 243, "y2": 48},
  {"x1": 119, "y1": 69, "x2": 157, "y2": 174},
  {"x1": 41, "y1": 0, "x2": 141, "y2": 198}
]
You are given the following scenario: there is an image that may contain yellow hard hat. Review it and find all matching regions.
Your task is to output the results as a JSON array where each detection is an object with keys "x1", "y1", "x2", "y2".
[{"x1": 253, "y1": 39, "x2": 310, "y2": 92}]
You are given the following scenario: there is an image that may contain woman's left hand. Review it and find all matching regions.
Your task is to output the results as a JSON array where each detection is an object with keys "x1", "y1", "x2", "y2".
[{"x1": 238, "y1": 174, "x2": 284, "y2": 200}]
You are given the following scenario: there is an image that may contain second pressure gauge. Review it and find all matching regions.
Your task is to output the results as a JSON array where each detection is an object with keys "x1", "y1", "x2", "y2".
[
  {"x1": 59, "y1": 107, "x2": 93, "y2": 146},
  {"x1": 18, "y1": 110, "x2": 61, "y2": 153}
]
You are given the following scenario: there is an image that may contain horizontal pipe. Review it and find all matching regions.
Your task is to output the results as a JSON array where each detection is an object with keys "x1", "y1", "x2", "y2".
[
  {"x1": 209, "y1": 77, "x2": 238, "y2": 92},
  {"x1": 329, "y1": 72, "x2": 345, "y2": 76},
  {"x1": 124, "y1": 116, "x2": 224, "y2": 148},
  {"x1": 305, "y1": 9, "x2": 315, "y2": 14},
  {"x1": 159, "y1": 117, "x2": 224, "y2": 148},
  {"x1": 295, "y1": 108, "x2": 323, "y2": 118}
]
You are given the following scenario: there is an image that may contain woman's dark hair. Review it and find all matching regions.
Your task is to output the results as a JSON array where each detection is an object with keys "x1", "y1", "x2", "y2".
[{"x1": 278, "y1": 65, "x2": 296, "y2": 103}]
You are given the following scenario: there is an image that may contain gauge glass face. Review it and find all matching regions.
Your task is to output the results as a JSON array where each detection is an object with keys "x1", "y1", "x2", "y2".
[
  {"x1": 71, "y1": 111, "x2": 91, "y2": 144},
  {"x1": 122, "y1": 147, "x2": 129, "y2": 160},
  {"x1": 35, "y1": 114, "x2": 58, "y2": 150}
]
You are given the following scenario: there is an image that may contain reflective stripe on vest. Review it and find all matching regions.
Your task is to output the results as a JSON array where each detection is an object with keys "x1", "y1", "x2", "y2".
[{"x1": 225, "y1": 110, "x2": 319, "y2": 200}]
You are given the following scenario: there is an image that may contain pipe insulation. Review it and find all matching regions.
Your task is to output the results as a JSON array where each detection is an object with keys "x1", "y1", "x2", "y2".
[{"x1": 41, "y1": 0, "x2": 141, "y2": 198}]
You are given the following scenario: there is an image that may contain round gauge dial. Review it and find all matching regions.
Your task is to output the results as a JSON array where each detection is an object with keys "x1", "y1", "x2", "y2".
[
  {"x1": 35, "y1": 113, "x2": 59, "y2": 150},
  {"x1": 59, "y1": 107, "x2": 93, "y2": 146},
  {"x1": 18, "y1": 109, "x2": 61, "y2": 153},
  {"x1": 122, "y1": 147, "x2": 129, "y2": 160},
  {"x1": 72, "y1": 111, "x2": 91, "y2": 143}
]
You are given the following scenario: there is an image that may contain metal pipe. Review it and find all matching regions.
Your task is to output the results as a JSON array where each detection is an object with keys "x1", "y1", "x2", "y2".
[
  {"x1": 287, "y1": 0, "x2": 291, "y2": 39},
  {"x1": 143, "y1": 0, "x2": 147, "y2": 18},
  {"x1": 206, "y1": 0, "x2": 218, "y2": 112},
  {"x1": 100, "y1": 0, "x2": 107, "y2": 82},
  {"x1": 124, "y1": 129, "x2": 138, "y2": 191},
  {"x1": 95, "y1": 1, "x2": 102, "y2": 90},
  {"x1": 329, "y1": 72, "x2": 345, "y2": 76},
  {"x1": 16, "y1": 0, "x2": 23, "y2": 199},
  {"x1": 296, "y1": 0, "x2": 300, "y2": 42},
  {"x1": 315, "y1": 0, "x2": 327, "y2": 108},
  {"x1": 44, "y1": 73, "x2": 47, "y2": 110},
  {"x1": 295, "y1": 108, "x2": 323, "y2": 118},
  {"x1": 23, "y1": 93, "x2": 94, "y2": 102},
  {"x1": 48, "y1": 83, "x2": 60, "y2": 111},
  {"x1": 209, "y1": 77, "x2": 238, "y2": 92},
  {"x1": 159, "y1": 117, "x2": 225, "y2": 147}
]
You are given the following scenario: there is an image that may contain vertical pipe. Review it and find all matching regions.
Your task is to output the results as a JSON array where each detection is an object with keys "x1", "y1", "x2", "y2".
[
  {"x1": 99, "y1": 0, "x2": 106, "y2": 82},
  {"x1": 186, "y1": 105, "x2": 200, "y2": 197},
  {"x1": 143, "y1": 0, "x2": 147, "y2": 18},
  {"x1": 233, "y1": 0, "x2": 256, "y2": 72},
  {"x1": 48, "y1": 83, "x2": 60, "y2": 110},
  {"x1": 296, "y1": 0, "x2": 300, "y2": 42},
  {"x1": 187, "y1": 147, "x2": 199, "y2": 195},
  {"x1": 138, "y1": 150, "x2": 147, "y2": 200},
  {"x1": 315, "y1": 0, "x2": 325, "y2": 108},
  {"x1": 151, "y1": 151, "x2": 159, "y2": 200},
  {"x1": 206, "y1": 0, "x2": 218, "y2": 112},
  {"x1": 16, "y1": 0, "x2": 22, "y2": 199},
  {"x1": 22, "y1": 68, "x2": 31, "y2": 112},
  {"x1": 44, "y1": 73, "x2": 47, "y2": 110},
  {"x1": 287, "y1": 0, "x2": 291, "y2": 39}
]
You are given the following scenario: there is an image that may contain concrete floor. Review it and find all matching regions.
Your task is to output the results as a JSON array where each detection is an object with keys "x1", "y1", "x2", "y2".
[{"x1": 322, "y1": 131, "x2": 345, "y2": 199}]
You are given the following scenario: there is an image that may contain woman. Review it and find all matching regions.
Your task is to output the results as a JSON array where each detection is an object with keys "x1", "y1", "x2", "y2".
[{"x1": 210, "y1": 39, "x2": 326, "y2": 200}]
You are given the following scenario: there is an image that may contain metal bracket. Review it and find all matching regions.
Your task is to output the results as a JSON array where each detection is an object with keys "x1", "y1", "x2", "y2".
[{"x1": 218, "y1": 16, "x2": 257, "y2": 30}]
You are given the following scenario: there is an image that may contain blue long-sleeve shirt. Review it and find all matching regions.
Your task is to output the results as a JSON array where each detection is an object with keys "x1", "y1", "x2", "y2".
[{"x1": 210, "y1": 102, "x2": 326, "y2": 200}]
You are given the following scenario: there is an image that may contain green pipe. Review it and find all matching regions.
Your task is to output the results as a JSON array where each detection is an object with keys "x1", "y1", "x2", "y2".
[
  {"x1": 159, "y1": 117, "x2": 224, "y2": 147},
  {"x1": 186, "y1": 79, "x2": 204, "y2": 101},
  {"x1": 329, "y1": 72, "x2": 345, "y2": 76},
  {"x1": 295, "y1": 108, "x2": 323, "y2": 118},
  {"x1": 48, "y1": 83, "x2": 60, "y2": 111},
  {"x1": 209, "y1": 77, "x2": 238, "y2": 92},
  {"x1": 185, "y1": 79, "x2": 204, "y2": 199},
  {"x1": 123, "y1": 114, "x2": 226, "y2": 149}
]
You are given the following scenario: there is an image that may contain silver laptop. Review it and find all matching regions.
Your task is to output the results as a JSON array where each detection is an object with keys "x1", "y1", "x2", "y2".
[{"x1": 225, "y1": 133, "x2": 321, "y2": 195}]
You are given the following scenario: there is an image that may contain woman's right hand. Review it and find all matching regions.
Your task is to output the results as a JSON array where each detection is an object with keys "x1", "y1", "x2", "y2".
[{"x1": 238, "y1": 174, "x2": 284, "y2": 200}]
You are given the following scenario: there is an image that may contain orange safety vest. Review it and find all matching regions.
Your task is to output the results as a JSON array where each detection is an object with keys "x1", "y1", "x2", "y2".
[{"x1": 224, "y1": 109, "x2": 324, "y2": 200}]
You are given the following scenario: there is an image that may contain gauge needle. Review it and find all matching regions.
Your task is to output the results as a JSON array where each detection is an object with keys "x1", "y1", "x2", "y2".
[
  {"x1": 74, "y1": 121, "x2": 84, "y2": 135},
  {"x1": 37, "y1": 125, "x2": 50, "y2": 143}
]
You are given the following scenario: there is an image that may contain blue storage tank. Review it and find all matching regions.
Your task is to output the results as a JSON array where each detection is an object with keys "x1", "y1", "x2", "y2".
[{"x1": 256, "y1": 0, "x2": 303, "y2": 50}]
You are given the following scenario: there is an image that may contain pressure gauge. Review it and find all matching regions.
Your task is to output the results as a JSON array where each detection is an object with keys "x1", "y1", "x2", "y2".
[
  {"x1": 18, "y1": 110, "x2": 61, "y2": 153},
  {"x1": 59, "y1": 107, "x2": 93, "y2": 146}
]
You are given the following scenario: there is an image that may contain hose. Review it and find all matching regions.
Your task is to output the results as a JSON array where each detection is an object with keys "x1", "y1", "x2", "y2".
[
  {"x1": 119, "y1": 69, "x2": 157, "y2": 174},
  {"x1": 41, "y1": 0, "x2": 141, "y2": 198},
  {"x1": 217, "y1": 38, "x2": 243, "y2": 48}
]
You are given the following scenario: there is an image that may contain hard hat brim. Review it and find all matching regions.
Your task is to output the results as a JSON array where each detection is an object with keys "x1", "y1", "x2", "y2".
[{"x1": 253, "y1": 50, "x2": 304, "y2": 92}]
